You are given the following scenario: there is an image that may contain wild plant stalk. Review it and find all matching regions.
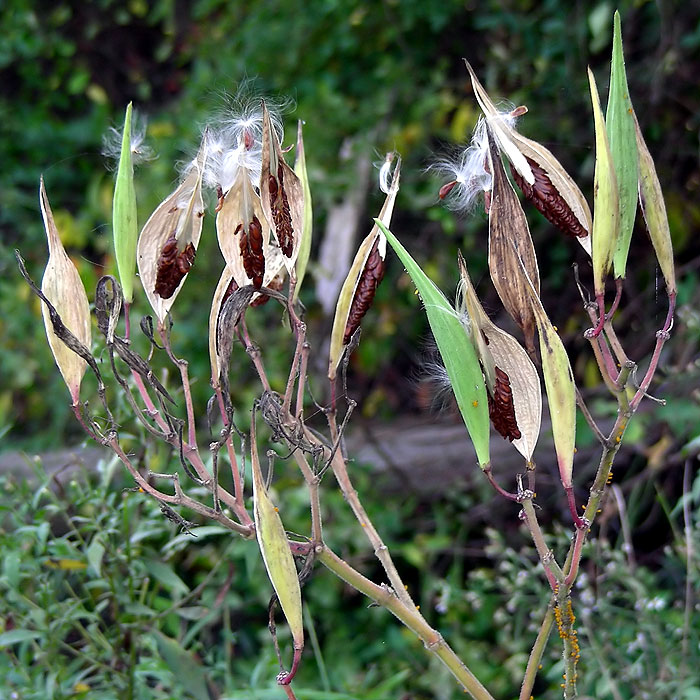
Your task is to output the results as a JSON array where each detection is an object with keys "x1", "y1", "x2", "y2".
[{"x1": 22, "y1": 16, "x2": 675, "y2": 697}]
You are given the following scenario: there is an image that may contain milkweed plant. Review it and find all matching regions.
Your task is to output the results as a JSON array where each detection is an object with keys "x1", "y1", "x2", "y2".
[{"x1": 17, "y1": 13, "x2": 676, "y2": 700}]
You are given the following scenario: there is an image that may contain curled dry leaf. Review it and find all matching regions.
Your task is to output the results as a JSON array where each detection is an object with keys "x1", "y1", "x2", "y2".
[
  {"x1": 588, "y1": 67, "x2": 620, "y2": 297},
  {"x1": 137, "y1": 136, "x2": 208, "y2": 324},
  {"x1": 39, "y1": 177, "x2": 91, "y2": 405},
  {"x1": 485, "y1": 127, "x2": 540, "y2": 354},
  {"x1": 633, "y1": 112, "x2": 676, "y2": 295},
  {"x1": 328, "y1": 155, "x2": 400, "y2": 381},
  {"x1": 251, "y1": 417, "x2": 304, "y2": 682},
  {"x1": 466, "y1": 61, "x2": 592, "y2": 255},
  {"x1": 458, "y1": 253, "x2": 541, "y2": 461},
  {"x1": 259, "y1": 101, "x2": 304, "y2": 272}
]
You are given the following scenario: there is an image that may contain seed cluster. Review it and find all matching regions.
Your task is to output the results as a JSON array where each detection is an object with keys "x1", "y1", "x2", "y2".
[
  {"x1": 487, "y1": 366, "x2": 521, "y2": 441},
  {"x1": 510, "y1": 157, "x2": 588, "y2": 239},
  {"x1": 155, "y1": 232, "x2": 196, "y2": 299},
  {"x1": 343, "y1": 238, "x2": 385, "y2": 345},
  {"x1": 269, "y1": 163, "x2": 294, "y2": 257},
  {"x1": 236, "y1": 215, "x2": 265, "y2": 288}
]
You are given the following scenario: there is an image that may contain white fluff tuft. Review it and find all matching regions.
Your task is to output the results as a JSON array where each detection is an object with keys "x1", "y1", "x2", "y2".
[{"x1": 102, "y1": 108, "x2": 155, "y2": 170}]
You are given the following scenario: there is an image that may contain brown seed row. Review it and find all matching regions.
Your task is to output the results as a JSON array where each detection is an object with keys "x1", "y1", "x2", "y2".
[
  {"x1": 487, "y1": 366, "x2": 522, "y2": 442},
  {"x1": 510, "y1": 157, "x2": 588, "y2": 239},
  {"x1": 269, "y1": 163, "x2": 294, "y2": 257},
  {"x1": 237, "y1": 215, "x2": 265, "y2": 289},
  {"x1": 343, "y1": 238, "x2": 385, "y2": 344},
  {"x1": 154, "y1": 232, "x2": 196, "y2": 299}
]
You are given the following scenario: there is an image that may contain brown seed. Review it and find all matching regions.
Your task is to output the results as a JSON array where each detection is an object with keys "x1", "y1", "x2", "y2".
[
  {"x1": 511, "y1": 157, "x2": 588, "y2": 239},
  {"x1": 154, "y1": 233, "x2": 196, "y2": 299},
  {"x1": 237, "y1": 216, "x2": 265, "y2": 288},
  {"x1": 269, "y1": 164, "x2": 294, "y2": 257},
  {"x1": 487, "y1": 366, "x2": 521, "y2": 441},
  {"x1": 343, "y1": 238, "x2": 386, "y2": 344}
]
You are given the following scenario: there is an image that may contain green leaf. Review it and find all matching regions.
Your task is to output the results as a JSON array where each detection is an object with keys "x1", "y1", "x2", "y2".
[
  {"x1": 607, "y1": 11, "x2": 639, "y2": 280},
  {"x1": 153, "y1": 630, "x2": 210, "y2": 699},
  {"x1": 0, "y1": 629, "x2": 43, "y2": 648},
  {"x1": 588, "y1": 67, "x2": 620, "y2": 295},
  {"x1": 143, "y1": 559, "x2": 189, "y2": 597},
  {"x1": 86, "y1": 537, "x2": 105, "y2": 577},
  {"x1": 378, "y1": 221, "x2": 490, "y2": 467},
  {"x1": 113, "y1": 102, "x2": 138, "y2": 303}
]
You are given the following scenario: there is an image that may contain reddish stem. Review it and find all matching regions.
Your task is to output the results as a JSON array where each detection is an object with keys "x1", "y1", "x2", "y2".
[
  {"x1": 565, "y1": 486, "x2": 586, "y2": 530},
  {"x1": 277, "y1": 646, "x2": 303, "y2": 685},
  {"x1": 605, "y1": 278, "x2": 623, "y2": 322},
  {"x1": 585, "y1": 292, "x2": 607, "y2": 339}
]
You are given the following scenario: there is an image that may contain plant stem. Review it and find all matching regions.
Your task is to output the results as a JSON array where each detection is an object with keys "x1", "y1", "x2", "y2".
[
  {"x1": 520, "y1": 498, "x2": 564, "y2": 590},
  {"x1": 316, "y1": 546, "x2": 495, "y2": 700},
  {"x1": 519, "y1": 604, "x2": 555, "y2": 700}
]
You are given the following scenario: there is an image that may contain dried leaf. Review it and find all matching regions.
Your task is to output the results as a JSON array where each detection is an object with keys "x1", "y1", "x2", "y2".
[
  {"x1": 137, "y1": 136, "x2": 207, "y2": 323},
  {"x1": 485, "y1": 128, "x2": 540, "y2": 354},
  {"x1": 633, "y1": 113, "x2": 676, "y2": 294},
  {"x1": 112, "y1": 102, "x2": 139, "y2": 303},
  {"x1": 293, "y1": 120, "x2": 313, "y2": 301},
  {"x1": 39, "y1": 178, "x2": 91, "y2": 404},
  {"x1": 607, "y1": 11, "x2": 639, "y2": 280},
  {"x1": 458, "y1": 254, "x2": 541, "y2": 461},
  {"x1": 588, "y1": 67, "x2": 620, "y2": 296},
  {"x1": 380, "y1": 222, "x2": 490, "y2": 468},
  {"x1": 328, "y1": 157, "x2": 400, "y2": 380},
  {"x1": 259, "y1": 102, "x2": 304, "y2": 272}
]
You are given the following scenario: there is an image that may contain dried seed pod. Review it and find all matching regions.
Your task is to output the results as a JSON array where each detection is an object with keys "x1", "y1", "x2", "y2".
[
  {"x1": 343, "y1": 237, "x2": 386, "y2": 344},
  {"x1": 466, "y1": 62, "x2": 592, "y2": 255},
  {"x1": 260, "y1": 101, "x2": 304, "y2": 272},
  {"x1": 39, "y1": 178, "x2": 91, "y2": 404},
  {"x1": 137, "y1": 135, "x2": 207, "y2": 323},
  {"x1": 293, "y1": 120, "x2": 313, "y2": 301},
  {"x1": 485, "y1": 127, "x2": 540, "y2": 354},
  {"x1": 487, "y1": 366, "x2": 522, "y2": 442},
  {"x1": 458, "y1": 252, "x2": 541, "y2": 461},
  {"x1": 154, "y1": 233, "x2": 196, "y2": 299},
  {"x1": 328, "y1": 155, "x2": 400, "y2": 381}
]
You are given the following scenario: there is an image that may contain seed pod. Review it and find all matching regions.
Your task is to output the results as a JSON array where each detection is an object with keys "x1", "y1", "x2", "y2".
[
  {"x1": 607, "y1": 11, "x2": 639, "y2": 281},
  {"x1": 260, "y1": 101, "x2": 304, "y2": 272},
  {"x1": 466, "y1": 61, "x2": 592, "y2": 255},
  {"x1": 328, "y1": 155, "x2": 400, "y2": 381},
  {"x1": 137, "y1": 135, "x2": 208, "y2": 324},
  {"x1": 112, "y1": 102, "x2": 138, "y2": 303},
  {"x1": 39, "y1": 178, "x2": 91, "y2": 405},
  {"x1": 208, "y1": 267, "x2": 236, "y2": 388},
  {"x1": 485, "y1": 127, "x2": 540, "y2": 354},
  {"x1": 293, "y1": 120, "x2": 313, "y2": 302},
  {"x1": 381, "y1": 222, "x2": 490, "y2": 468},
  {"x1": 588, "y1": 67, "x2": 620, "y2": 297},
  {"x1": 633, "y1": 112, "x2": 676, "y2": 295},
  {"x1": 457, "y1": 253, "x2": 541, "y2": 461},
  {"x1": 251, "y1": 417, "x2": 304, "y2": 682}
]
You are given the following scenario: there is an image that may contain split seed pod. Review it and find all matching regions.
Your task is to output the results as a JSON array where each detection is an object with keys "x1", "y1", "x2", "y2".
[
  {"x1": 633, "y1": 113, "x2": 676, "y2": 295},
  {"x1": 259, "y1": 101, "x2": 304, "y2": 272},
  {"x1": 606, "y1": 11, "x2": 639, "y2": 281},
  {"x1": 521, "y1": 259, "x2": 576, "y2": 489},
  {"x1": 293, "y1": 120, "x2": 313, "y2": 301},
  {"x1": 588, "y1": 67, "x2": 620, "y2": 298},
  {"x1": 39, "y1": 178, "x2": 91, "y2": 405},
  {"x1": 137, "y1": 135, "x2": 208, "y2": 324},
  {"x1": 112, "y1": 102, "x2": 139, "y2": 303},
  {"x1": 485, "y1": 127, "x2": 540, "y2": 354},
  {"x1": 466, "y1": 62, "x2": 592, "y2": 254},
  {"x1": 251, "y1": 418, "x2": 304, "y2": 683},
  {"x1": 328, "y1": 155, "x2": 400, "y2": 381},
  {"x1": 457, "y1": 253, "x2": 541, "y2": 461},
  {"x1": 379, "y1": 221, "x2": 490, "y2": 468}
]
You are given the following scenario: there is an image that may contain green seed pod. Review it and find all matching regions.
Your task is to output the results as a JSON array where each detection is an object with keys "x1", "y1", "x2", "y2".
[
  {"x1": 607, "y1": 11, "x2": 639, "y2": 281},
  {"x1": 588, "y1": 67, "x2": 620, "y2": 297},
  {"x1": 293, "y1": 120, "x2": 313, "y2": 301},
  {"x1": 39, "y1": 178, "x2": 91, "y2": 405},
  {"x1": 112, "y1": 103, "x2": 139, "y2": 303}
]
